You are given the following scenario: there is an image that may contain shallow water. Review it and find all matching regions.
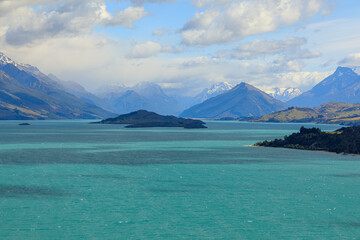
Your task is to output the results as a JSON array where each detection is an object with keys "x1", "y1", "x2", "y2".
[{"x1": 0, "y1": 120, "x2": 359, "y2": 239}]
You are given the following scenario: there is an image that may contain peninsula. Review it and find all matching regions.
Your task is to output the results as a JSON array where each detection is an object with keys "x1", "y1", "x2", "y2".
[
  {"x1": 251, "y1": 102, "x2": 360, "y2": 126},
  {"x1": 93, "y1": 110, "x2": 207, "y2": 129},
  {"x1": 255, "y1": 126, "x2": 360, "y2": 154}
]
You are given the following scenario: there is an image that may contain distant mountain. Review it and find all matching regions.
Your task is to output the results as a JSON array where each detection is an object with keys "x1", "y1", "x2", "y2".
[
  {"x1": 193, "y1": 82, "x2": 234, "y2": 104},
  {"x1": 0, "y1": 52, "x2": 114, "y2": 120},
  {"x1": 98, "y1": 82, "x2": 183, "y2": 115},
  {"x1": 180, "y1": 82, "x2": 289, "y2": 118},
  {"x1": 288, "y1": 67, "x2": 360, "y2": 107},
  {"x1": 47, "y1": 74, "x2": 113, "y2": 112},
  {"x1": 267, "y1": 87, "x2": 302, "y2": 102},
  {"x1": 132, "y1": 82, "x2": 183, "y2": 114},
  {"x1": 252, "y1": 102, "x2": 360, "y2": 126},
  {"x1": 94, "y1": 110, "x2": 207, "y2": 129}
]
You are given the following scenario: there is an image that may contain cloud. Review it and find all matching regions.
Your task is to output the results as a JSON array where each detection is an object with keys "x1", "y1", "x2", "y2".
[
  {"x1": 180, "y1": 56, "x2": 220, "y2": 68},
  {"x1": 1, "y1": 1, "x2": 148, "y2": 46},
  {"x1": 153, "y1": 28, "x2": 165, "y2": 36},
  {"x1": 270, "y1": 57, "x2": 303, "y2": 73},
  {"x1": 126, "y1": 41, "x2": 175, "y2": 58},
  {"x1": 191, "y1": 0, "x2": 230, "y2": 8},
  {"x1": 221, "y1": 37, "x2": 320, "y2": 60},
  {"x1": 182, "y1": 0, "x2": 330, "y2": 46},
  {"x1": 338, "y1": 53, "x2": 360, "y2": 67},
  {"x1": 129, "y1": 0, "x2": 175, "y2": 5}
]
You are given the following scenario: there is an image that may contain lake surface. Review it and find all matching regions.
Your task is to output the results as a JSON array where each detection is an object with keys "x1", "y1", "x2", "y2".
[{"x1": 0, "y1": 120, "x2": 359, "y2": 239}]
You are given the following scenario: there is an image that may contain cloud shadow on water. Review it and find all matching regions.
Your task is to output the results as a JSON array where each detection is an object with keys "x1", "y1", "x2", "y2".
[{"x1": 0, "y1": 184, "x2": 71, "y2": 198}]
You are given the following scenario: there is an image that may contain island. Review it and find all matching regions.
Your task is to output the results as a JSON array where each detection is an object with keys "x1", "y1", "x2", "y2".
[
  {"x1": 18, "y1": 123, "x2": 30, "y2": 126},
  {"x1": 255, "y1": 126, "x2": 360, "y2": 154},
  {"x1": 92, "y1": 110, "x2": 207, "y2": 129}
]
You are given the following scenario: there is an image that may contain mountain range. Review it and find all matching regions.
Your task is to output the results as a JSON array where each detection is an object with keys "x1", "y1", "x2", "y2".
[
  {"x1": 0, "y1": 53, "x2": 114, "y2": 120},
  {"x1": 1, "y1": 51, "x2": 360, "y2": 121}
]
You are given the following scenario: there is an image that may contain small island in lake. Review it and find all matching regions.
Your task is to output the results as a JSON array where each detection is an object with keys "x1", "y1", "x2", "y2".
[
  {"x1": 18, "y1": 123, "x2": 30, "y2": 126},
  {"x1": 255, "y1": 126, "x2": 360, "y2": 154},
  {"x1": 93, "y1": 110, "x2": 207, "y2": 129}
]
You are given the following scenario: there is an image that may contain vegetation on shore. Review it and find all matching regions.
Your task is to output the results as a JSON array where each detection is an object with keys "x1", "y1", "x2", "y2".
[{"x1": 255, "y1": 126, "x2": 360, "y2": 154}]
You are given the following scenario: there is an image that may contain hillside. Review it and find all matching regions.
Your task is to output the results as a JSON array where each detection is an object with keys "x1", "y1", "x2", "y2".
[
  {"x1": 180, "y1": 82, "x2": 288, "y2": 118},
  {"x1": 252, "y1": 102, "x2": 360, "y2": 125},
  {"x1": 0, "y1": 52, "x2": 114, "y2": 120},
  {"x1": 255, "y1": 126, "x2": 360, "y2": 154}
]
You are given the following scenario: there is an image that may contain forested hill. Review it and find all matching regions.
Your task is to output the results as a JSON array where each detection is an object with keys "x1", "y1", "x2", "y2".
[{"x1": 255, "y1": 126, "x2": 360, "y2": 154}]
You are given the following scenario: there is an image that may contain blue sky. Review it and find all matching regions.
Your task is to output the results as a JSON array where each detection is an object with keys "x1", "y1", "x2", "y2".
[{"x1": 0, "y1": 0, "x2": 359, "y2": 95}]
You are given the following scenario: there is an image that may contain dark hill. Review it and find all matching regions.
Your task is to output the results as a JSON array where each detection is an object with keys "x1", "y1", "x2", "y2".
[
  {"x1": 94, "y1": 110, "x2": 207, "y2": 129},
  {"x1": 255, "y1": 126, "x2": 360, "y2": 154}
]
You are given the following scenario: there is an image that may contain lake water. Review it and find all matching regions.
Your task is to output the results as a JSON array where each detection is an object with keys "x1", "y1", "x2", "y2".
[{"x1": 0, "y1": 120, "x2": 359, "y2": 239}]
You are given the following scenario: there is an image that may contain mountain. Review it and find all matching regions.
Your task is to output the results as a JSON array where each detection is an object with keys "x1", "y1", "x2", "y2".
[
  {"x1": 267, "y1": 87, "x2": 302, "y2": 102},
  {"x1": 288, "y1": 67, "x2": 360, "y2": 107},
  {"x1": 98, "y1": 82, "x2": 183, "y2": 115},
  {"x1": 252, "y1": 102, "x2": 360, "y2": 126},
  {"x1": 0, "y1": 52, "x2": 114, "y2": 120},
  {"x1": 94, "y1": 110, "x2": 207, "y2": 128},
  {"x1": 180, "y1": 82, "x2": 289, "y2": 118}
]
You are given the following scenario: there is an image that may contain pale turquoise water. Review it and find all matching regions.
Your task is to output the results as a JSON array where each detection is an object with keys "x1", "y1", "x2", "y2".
[{"x1": 0, "y1": 120, "x2": 360, "y2": 239}]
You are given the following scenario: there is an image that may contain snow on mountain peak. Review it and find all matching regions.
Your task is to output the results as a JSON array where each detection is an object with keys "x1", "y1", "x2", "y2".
[
  {"x1": 206, "y1": 82, "x2": 234, "y2": 95},
  {"x1": 352, "y1": 67, "x2": 360, "y2": 75},
  {"x1": 0, "y1": 52, "x2": 15, "y2": 65},
  {"x1": 267, "y1": 87, "x2": 302, "y2": 101}
]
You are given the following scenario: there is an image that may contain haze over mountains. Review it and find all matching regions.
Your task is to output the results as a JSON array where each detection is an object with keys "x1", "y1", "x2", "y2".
[{"x1": 1, "y1": 52, "x2": 360, "y2": 121}]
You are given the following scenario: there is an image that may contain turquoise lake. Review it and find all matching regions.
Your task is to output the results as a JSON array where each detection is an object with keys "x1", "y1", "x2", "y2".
[{"x1": 0, "y1": 120, "x2": 360, "y2": 239}]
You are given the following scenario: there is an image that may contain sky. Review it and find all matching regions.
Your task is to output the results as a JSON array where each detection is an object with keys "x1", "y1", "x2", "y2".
[{"x1": 0, "y1": 0, "x2": 359, "y2": 96}]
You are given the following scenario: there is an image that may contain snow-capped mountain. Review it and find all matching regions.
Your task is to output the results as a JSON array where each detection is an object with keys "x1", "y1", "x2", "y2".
[
  {"x1": 288, "y1": 66, "x2": 360, "y2": 107},
  {"x1": 194, "y1": 82, "x2": 234, "y2": 104},
  {"x1": 267, "y1": 87, "x2": 302, "y2": 102}
]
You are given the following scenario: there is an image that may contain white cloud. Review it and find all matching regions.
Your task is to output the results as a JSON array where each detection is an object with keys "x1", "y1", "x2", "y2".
[
  {"x1": 153, "y1": 28, "x2": 165, "y2": 36},
  {"x1": 338, "y1": 53, "x2": 360, "y2": 67},
  {"x1": 0, "y1": 1, "x2": 148, "y2": 46},
  {"x1": 126, "y1": 41, "x2": 175, "y2": 58},
  {"x1": 180, "y1": 56, "x2": 220, "y2": 68},
  {"x1": 191, "y1": 0, "x2": 230, "y2": 8},
  {"x1": 221, "y1": 37, "x2": 320, "y2": 60},
  {"x1": 104, "y1": 6, "x2": 147, "y2": 28},
  {"x1": 182, "y1": 0, "x2": 329, "y2": 46},
  {"x1": 129, "y1": 0, "x2": 175, "y2": 5}
]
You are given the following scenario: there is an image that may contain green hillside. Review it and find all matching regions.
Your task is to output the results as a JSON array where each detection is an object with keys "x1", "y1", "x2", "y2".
[{"x1": 252, "y1": 102, "x2": 360, "y2": 126}]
